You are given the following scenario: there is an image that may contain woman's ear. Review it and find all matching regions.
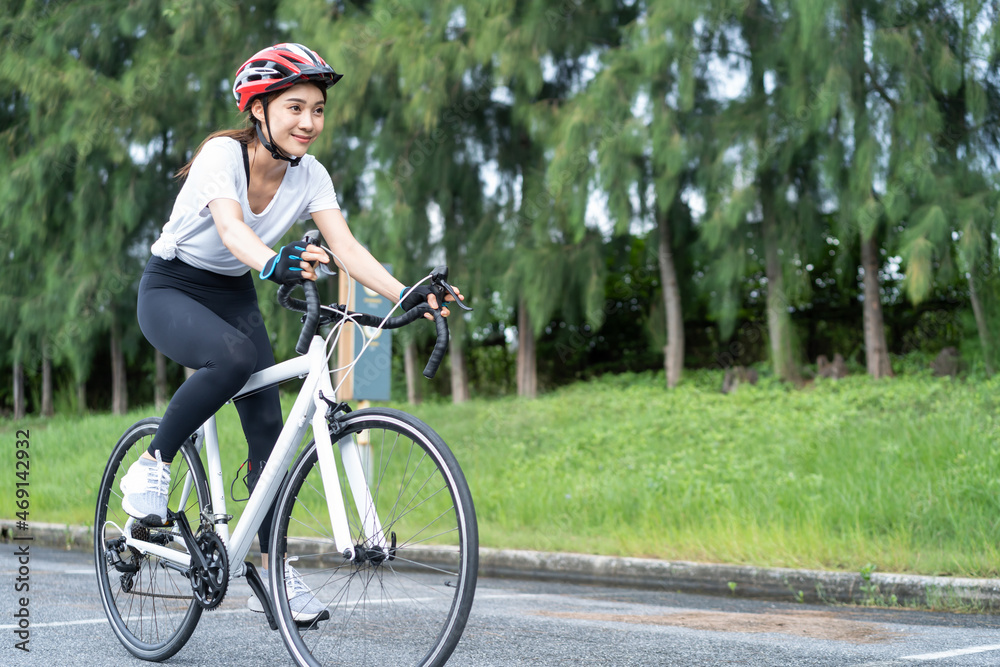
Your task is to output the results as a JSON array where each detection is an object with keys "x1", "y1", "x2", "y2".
[{"x1": 251, "y1": 98, "x2": 265, "y2": 124}]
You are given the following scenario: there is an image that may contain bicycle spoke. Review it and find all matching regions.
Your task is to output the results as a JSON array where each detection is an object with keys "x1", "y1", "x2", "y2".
[
  {"x1": 385, "y1": 561, "x2": 459, "y2": 601},
  {"x1": 271, "y1": 410, "x2": 477, "y2": 666},
  {"x1": 381, "y1": 486, "x2": 453, "y2": 535},
  {"x1": 395, "y1": 527, "x2": 461, "y2": 550},
  {"x1": 96, "y1": 420, "x2": 205, "y2": 660}
]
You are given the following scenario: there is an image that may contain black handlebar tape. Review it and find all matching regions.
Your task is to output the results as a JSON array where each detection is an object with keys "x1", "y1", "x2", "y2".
[
  {"x1": 423, "y1": 308, "x2": 449, "y2": 379},
  {"x1": 296, "y1": 280, "x2": 321, "y2": 355},
  {"x1": 277, "y1": 286, "x2": 308, "y2": 313},
  {"x1": 277, "y1": 283, "x2": 295, "y2": 309},
  {"x1": 277, "y1": 287, "x2": 449, "y2": 378}
]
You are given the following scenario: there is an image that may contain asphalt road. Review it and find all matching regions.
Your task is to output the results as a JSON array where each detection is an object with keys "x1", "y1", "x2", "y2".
[{"x1": 4, "y1": 547, "x2": 1000, "y2": 666}]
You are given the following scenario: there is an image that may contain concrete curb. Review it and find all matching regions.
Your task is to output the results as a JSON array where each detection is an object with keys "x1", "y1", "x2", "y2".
[
  {"x1": 478, "y1": 548, "x2": 1000, "y2": 609},
  {"x1": 7, "y1": 520, "x2": 1000, "y2": 609}
]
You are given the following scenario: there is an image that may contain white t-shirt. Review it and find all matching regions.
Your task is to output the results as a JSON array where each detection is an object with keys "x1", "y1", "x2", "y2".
[{"x1": 150, "y1": 137, "x2": 340, "y2": 276}]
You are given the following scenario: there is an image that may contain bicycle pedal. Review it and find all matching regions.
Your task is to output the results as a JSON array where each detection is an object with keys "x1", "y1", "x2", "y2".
[
  {"x1": 138, "y1": 515, "x2": 174, "y2": 528},
  {"x1": 295, "y1": 609, "x2": 331, "y2": 630}
]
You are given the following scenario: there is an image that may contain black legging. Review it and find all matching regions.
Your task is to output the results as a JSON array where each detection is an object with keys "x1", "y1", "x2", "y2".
[{"x1": 137, "y1": 256, "x2": 281, "y2": 551}]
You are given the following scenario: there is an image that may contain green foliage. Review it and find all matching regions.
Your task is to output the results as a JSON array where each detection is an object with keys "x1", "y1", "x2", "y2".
[
  {"x1": 4, "y1": 0, "x2": 1000, "y2": 411},
  {"x1": 8, "y1": 371, "x2": 1000, "y2": 577}
]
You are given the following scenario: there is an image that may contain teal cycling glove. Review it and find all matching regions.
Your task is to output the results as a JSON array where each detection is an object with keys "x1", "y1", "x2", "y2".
[{"x1": 261, "y1": 244, "x2": 307, "y2": 285}]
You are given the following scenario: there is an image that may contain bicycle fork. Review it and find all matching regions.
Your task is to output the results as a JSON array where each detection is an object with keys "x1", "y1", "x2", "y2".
[{"x1": 313, "y1": 368, "x2": 388, "y2": 563}]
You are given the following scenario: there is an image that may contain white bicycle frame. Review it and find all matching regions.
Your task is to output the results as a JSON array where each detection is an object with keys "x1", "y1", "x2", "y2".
[{"x1": 120, "y1": 333, "x2": 385, "y2": 576}]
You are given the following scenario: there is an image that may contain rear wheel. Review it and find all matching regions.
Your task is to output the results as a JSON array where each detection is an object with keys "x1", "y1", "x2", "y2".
[
  {"x1": 94, "y1": 418, "x2": 210, "y2": 661},
  {"x1": 271, "y1": 408, "x2": 478, "y2": 667}
]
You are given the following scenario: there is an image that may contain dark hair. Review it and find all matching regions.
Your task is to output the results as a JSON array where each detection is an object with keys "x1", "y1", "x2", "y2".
[{"x1": 174, "y1": 82, "x2": 328, "y2": 180}]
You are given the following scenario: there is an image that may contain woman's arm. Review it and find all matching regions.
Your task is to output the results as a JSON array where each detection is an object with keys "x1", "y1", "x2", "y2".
[
  {"x1": 310, "y1": 208, "x2": 407, "y2": 302},
  {"x1": 209, "y1": 199, "x2": 276, "y2": 272},
  {"x1": 311, "y1": 208, "x2": 461, "y2": 314},
  {"x1": 210, "y1": 198, "x2": 328, "y2": 280}
]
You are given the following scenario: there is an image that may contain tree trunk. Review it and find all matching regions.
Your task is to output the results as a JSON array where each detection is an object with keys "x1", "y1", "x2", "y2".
[
  {"x1": 41, "y1": 352, "x2": 53, "y2": 417},
  {"x1": 761, "y1": 187, "x2": 801, "y2": 383},
  {"x1": 747, "y1": 0, "x2": 798, "y2": 385},
  {"x1": 77, "y1": 381, "x2": 86, "y2": 414},
  {"x1": 450, "y1": 338, "x2": 470, "y2": 403},
  {"x1": 968, "y1": 270, "x2": 993, "y2": 376},
  {"x1": 111, "y1": 321, "x2": 128, "y2": 415},
  {"x1": 860, "y1": 233, "x2": 894, "y2": 378},
  {"x1": 516, "y1": 298, "x2": 537, "y2": 398},
  {"x1": 844, "y1": 0, "x2": 892, "y2": 379},
  {"x1": 13, "y1": 360, "x2": 25, "y2": 419},
  {"x1": 155, "y1": 349, "x2": 168, "y2": 411},
  {"x1": 404, "y1": 340, "x2": 421, "y2": 405},
  {"x1": 657, "y1": 209, "x2": 684, "y2": 388}
]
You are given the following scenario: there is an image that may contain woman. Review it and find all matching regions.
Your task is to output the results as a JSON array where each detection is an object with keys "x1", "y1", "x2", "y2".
[{"x1": 119, "y1": 43, "x2": 458, "y2": 621}]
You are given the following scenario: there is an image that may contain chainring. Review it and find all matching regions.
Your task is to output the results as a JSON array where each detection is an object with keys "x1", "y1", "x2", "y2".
[{"x1": 190, "y1": 529, "x2": 229, "y2": 610}]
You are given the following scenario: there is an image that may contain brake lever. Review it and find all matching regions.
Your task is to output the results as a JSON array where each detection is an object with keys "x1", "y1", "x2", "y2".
[{"x1": 429, "y1": 266, "x2": 473, "y2": 311}]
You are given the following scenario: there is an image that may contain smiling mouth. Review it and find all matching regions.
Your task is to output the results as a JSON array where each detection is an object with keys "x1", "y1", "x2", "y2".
[{"x1": 291, "y1": 134, "x2": 313, "y2": 143}]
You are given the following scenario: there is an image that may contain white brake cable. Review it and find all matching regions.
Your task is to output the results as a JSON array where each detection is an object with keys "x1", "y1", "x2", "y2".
[{"x1": 318, "y1": 245, "x2": 434, "y2": 398}]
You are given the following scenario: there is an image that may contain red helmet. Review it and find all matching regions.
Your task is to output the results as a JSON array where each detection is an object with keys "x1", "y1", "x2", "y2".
[{"x1": 233, "y1": 43, "x2": 343, "y2": 112}]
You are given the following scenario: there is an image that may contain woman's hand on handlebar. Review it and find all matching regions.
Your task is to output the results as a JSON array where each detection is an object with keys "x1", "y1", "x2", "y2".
[
  {"x1": 400, "y1": 284, "x2": 465, "y2": 320},
  {"x1": 261, "y1": 243, "x2": 330, "y2": 285},
  {"x1": 296, "y1": 244, "x2": 330, "y2": 282},
  {"x1": 430, "y1": 286, "x2": 464, "y2": 319}
]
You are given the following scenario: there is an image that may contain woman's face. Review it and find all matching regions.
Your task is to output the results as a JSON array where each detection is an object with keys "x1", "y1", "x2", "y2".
[{"x1": 252, "y1": 82, "x2": 326, "y2": 158}]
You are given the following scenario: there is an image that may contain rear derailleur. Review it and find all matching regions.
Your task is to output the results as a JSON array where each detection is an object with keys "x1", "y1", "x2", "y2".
[{"x1": 104, "y1": 522, "x2": 174, "y2": 593}]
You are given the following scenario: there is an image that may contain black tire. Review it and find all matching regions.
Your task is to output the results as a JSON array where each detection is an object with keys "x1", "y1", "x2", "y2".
[
  {"x1": 271, "y1": 408, "x2": 478, "y2": 667},
  {"x1": 94, "y1": 417, "x2": 211, "y2": 661}
]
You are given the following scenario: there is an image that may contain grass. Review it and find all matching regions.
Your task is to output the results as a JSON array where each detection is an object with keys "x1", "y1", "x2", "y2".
[{"x1": 4, "y1": 369, "x2": 1000, "y2": 578}]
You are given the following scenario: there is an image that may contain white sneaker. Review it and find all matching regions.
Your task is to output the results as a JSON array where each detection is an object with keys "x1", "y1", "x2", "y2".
[
  {"x1": 248, "y1": 559, "x2": 328, "y2": 623},
  {"x1": 120, "y1": 450, "x2": 170, "y2": 523}
]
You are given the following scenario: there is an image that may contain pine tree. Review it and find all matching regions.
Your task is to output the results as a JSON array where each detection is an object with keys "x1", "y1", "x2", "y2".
[
  {"x1": 888, "y1": 0, "x2": 1000, "y2": 374},
  {"x1": 1, "y1": 1, "x2": 286, "y2": 413},
  {"x1": 489, "y1": 0, "x2": 639, "y2": 397},
  {"x1": 291, "y1": 0, "x2": 495, "y2": 399},
  {"x1": 545, "y1": 0, "x2": 707, "y2": 388},
  {"x1": 700, "y1": 0, "x2": 832, "y2": 383}
]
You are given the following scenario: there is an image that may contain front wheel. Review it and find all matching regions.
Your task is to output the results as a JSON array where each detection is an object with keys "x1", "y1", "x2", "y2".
[
  {"x1": 94, "y1": 417, "x2": 211, "y2": 661},
  {"x1": 271, "y1": 408, "x2": 478, "y2": 667}
]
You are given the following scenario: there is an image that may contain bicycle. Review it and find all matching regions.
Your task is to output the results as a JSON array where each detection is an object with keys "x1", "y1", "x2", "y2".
[{"x1": 94, "y1": 232, "x2": 478, "y2": 667}]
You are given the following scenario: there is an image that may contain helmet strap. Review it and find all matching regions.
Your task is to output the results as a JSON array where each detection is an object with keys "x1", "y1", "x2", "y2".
[{"x1": 255, "y1": 100, "x2": 302, "y2": 167}]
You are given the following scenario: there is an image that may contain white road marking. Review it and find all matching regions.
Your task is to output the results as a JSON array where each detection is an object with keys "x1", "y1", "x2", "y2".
[
  {"x1": 0, "y1": 592, "x2": 536, "y2": 630},
  {"x1": 0, "y1": 608, "x2": 254, "y2": 630},
  {"x1": 900, "y1": 645, "x2": 1000, "y2": 661}
]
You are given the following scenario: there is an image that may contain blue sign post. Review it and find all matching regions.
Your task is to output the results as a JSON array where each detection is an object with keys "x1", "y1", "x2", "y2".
[{"x1": 344, "y1": 265, "x2": 393, "y2": 402}]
